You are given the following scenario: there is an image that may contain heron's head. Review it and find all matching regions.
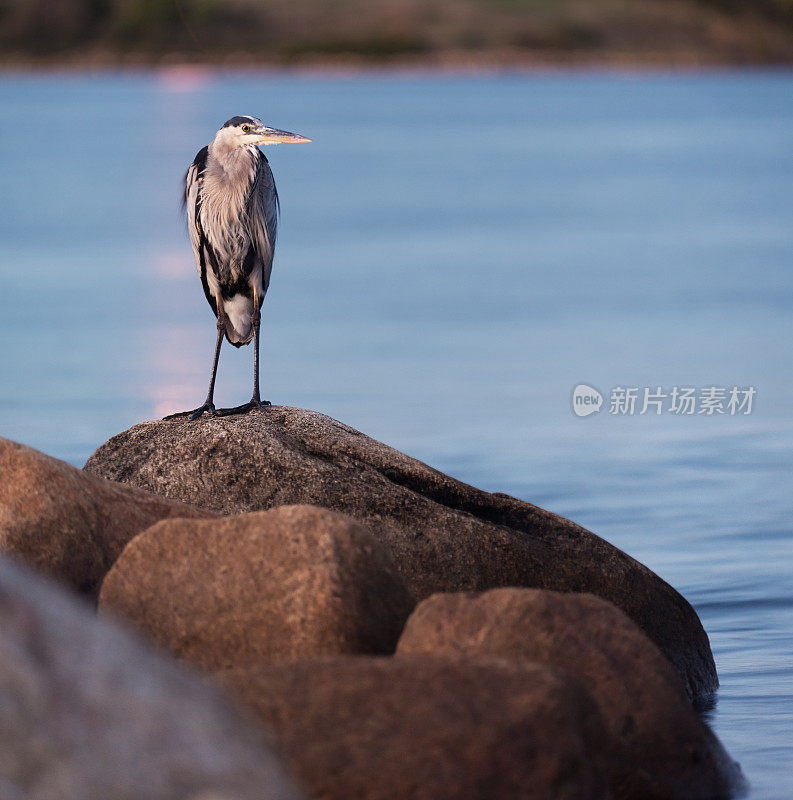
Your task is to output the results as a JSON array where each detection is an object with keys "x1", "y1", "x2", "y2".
[{"x1": 215, "y1": 115, "x2": 311, "y2": 148}]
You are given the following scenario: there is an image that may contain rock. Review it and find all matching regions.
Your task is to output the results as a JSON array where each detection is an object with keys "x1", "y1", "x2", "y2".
[
  {"x1": 0, "y1": 555, "x2": 305, "y2": 800},
  {"x1": 218, "y1": 655, "x2": 611, "y2": 800},
  {"x1": 397, "y1": 588, "x2": 744, "y2": 800},
  {"x1": 84, "y1": 407, "x2": 717, "y2": 699},
  {"x1": 0, "y1": 436, "x2": 214, "y2": 596},
  {"x1": 99, "y1": 505, "x2": 415, "y2": 671}
]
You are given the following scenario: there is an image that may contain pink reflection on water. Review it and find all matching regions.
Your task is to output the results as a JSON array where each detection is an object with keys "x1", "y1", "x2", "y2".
[
  {"x1": 152, "y1": 389, "x2": 198, "y2": 420},
  {"x1": 153, "y1": 250, "x2": 193, "y2": 280},
  {"x1": 140, "y1": 322, "x2": 207, "y2": 418},
  {"x1": 156, "y1": 66, "x2": 213, "y2": 93}
]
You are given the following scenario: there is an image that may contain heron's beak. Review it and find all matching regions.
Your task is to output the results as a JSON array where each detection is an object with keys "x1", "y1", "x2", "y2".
[{"x1": 256, "y1": 126, "x2": 311, "y2": 145}]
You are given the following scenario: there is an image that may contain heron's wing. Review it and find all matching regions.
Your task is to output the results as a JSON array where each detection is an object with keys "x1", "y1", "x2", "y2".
[
  {"x1": 184, "y1": 146, "x2": 218, "y2": 318},
  {"x1": 184, "y1": 146, "x2": 207, "y2": 271},
  {"x1": 246, "y1": 150, "x2": 279, "y2": 298}
]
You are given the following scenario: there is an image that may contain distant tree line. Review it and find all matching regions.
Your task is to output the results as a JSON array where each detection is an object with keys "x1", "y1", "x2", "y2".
[
  {"x1": 1, "y1": 0, "x2": 792, "y2": 62},
  {"x1": 0, "y1": 0, "x2": 241, "y2": 53},
  {"x1": 699, "y1": 0, "x2": 793, "y2": 28}
]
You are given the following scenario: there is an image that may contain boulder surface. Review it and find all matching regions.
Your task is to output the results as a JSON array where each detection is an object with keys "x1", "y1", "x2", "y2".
[
  {"x1": 85, "y1": 407, "x2": 717, "y2": 698},
  {"x1": 397, "y1": 588, "x2": 744, "y2": 800},
  {"x1": 0, "y1": 436, "x2": 214, "y2": 596},
  {"x1": 219, "y1": 655, "x2": 611, "y2": 800},
  {"x1": 0, "y1": 555, "x2": 305, "y2": 800},
  {"x1": 99, "y1": 505, "x2": 415, "y2": 671}
]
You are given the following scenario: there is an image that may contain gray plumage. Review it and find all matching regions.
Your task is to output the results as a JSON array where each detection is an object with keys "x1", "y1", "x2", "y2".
[
  {"x1": 185, "y1": 116, "x2": 278, "y2": 346},
  {"x1": 166, "y1": 115, "x2": 310, "y2": 420}
]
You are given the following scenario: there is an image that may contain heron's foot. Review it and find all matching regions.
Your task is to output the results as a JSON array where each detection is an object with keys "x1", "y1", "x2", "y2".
[
  {"x1": 214, "y1": 398, "x2": 271, "y2": 417},
  {"x1": 163, "y1": 401, "x2": 216, "y2": 421}
]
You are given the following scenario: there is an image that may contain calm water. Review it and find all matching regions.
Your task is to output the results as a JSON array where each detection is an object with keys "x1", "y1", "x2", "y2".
[{"x1": 1, "y1": 70, "x2": 791, "y2": 796}]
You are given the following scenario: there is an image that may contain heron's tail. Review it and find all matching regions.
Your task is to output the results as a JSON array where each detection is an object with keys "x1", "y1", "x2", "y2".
[{"x1": 221, "y1": 294, "x2": 254, "y2": 347}]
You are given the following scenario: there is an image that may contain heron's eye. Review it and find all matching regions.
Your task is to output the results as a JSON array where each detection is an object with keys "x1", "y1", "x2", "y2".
[{"x1": 241, "y1": 124, "x2": 251, "y2": 133}]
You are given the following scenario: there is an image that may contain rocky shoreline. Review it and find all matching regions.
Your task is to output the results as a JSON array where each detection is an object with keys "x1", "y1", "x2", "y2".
[{"x1": 0, "y1": 407, "x2": 746, "y2": 799}]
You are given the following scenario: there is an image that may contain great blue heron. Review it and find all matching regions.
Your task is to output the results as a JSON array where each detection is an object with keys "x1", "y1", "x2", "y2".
[{"x1": 165, "y1": 115, "x2": 310, "y2": 420}]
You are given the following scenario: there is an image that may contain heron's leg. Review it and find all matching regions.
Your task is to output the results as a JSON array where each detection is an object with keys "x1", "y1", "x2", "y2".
[
  {"x1": 206, "y1": 317, "x2": 226, "y2": 402},
  {"x1": 215, "y1": 292, "x2": 271, "y2": 417},
  {"x1": 250, "y1": 301, "x2": 266, "y2": 405},
  {"x1": 163, "y1": 316, "x2": 224, "y2": 421}
]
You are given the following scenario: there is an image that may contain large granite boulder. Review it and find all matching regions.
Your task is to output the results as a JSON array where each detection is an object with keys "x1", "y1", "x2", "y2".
[
  {"x1": 397, "y1": 588, "x2": 744, "y2": 800},
  {"x1": 219, "y1": 655, "x2": 611, "y2": 800},
  {"x1": 85, "y1": 408, "x2": 717, "y2": 699},
  {"x1": 0, "y1": 436, "x2": 214, "y2": 596},
  {"x1": 99, "y1": 505, "x2": 415, "y2": 671},
  {"x1": 0, "y1": 555, "x2": 305, "y2": 800}
]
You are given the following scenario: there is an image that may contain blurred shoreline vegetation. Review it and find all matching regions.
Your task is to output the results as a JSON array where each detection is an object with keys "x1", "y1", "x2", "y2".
[{"x1": 1, "y1": 0, "x2": 793, "y2": 66}]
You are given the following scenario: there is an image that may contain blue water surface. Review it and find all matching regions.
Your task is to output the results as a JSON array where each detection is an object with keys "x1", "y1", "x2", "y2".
[{"x1": 0, "y1": 69, "x2": 791, "y2": 796}]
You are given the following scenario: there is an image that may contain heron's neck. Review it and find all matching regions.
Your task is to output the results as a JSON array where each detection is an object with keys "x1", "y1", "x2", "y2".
[
  {"x1": 201, "y1": 143, "x2": 258, "y2": 237},
  {"x1": 207, "y1": 140, "x2": 257, "y2": 182}
]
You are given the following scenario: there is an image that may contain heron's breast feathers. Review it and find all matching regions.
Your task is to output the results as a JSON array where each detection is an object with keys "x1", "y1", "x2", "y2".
[{"x1": 193, "y1": 146, "x2": 275, "y2": 280}]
